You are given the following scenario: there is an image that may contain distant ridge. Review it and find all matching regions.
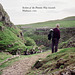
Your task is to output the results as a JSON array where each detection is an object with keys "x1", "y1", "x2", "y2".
[
  {"x1": 17, "y1": 16, "x2": 75, "y2": 28},
  {"x1": 62, "y1": 16, "x2": 75, "y2": 20},
  {"x1": 17, "y1": 16, "x2": 75, "y2": 26}
]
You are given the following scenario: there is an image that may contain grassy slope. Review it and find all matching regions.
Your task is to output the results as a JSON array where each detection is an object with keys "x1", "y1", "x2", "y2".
[
  {"x1": 17, "y1": 16, "x2": 75, "y2": 28},
  {"x1": 27, "y1": 47, "x2": 75, "y2": 75},
  {"x1": 0, "y1": 50, "x2": 50, "y2": 75},
  {"x1": 59, "y1": 35, "x2": 75, "y2": 48},
  {"x1": 0, "y1": 52, "x2": 12, "y2": 63},
  {"x1": 62, "y1": 16, "x2": 75, "y2": 20},
  {"x1": 17, "y1": 16, "x2": 75, "y2": 50},
  {"x1": 0, "y1": 48, "x2": 75, "y2": 75},
  {"x1": 0, "y1": 22, "x2": 26, "y2": 54},
  {"x1": 0, "y1": 52, "x2": 11, "y2": 75},
  {"x1": 0, "y1": 52, "x2": 19, "y2": 75}
]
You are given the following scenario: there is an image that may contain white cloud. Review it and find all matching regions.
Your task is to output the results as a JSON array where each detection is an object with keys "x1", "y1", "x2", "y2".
[{"x1": 0, "y1": 0, "x2": 75, "y2": 24}]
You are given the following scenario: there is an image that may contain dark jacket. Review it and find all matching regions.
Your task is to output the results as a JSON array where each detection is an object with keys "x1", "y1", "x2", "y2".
[{"x1": 53, "y1": 28, "x2": 60, "y2": 40}]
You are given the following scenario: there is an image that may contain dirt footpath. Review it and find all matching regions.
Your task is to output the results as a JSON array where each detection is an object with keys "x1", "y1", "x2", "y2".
[{"x1": 2, "y1": 51, "x2": 51, "y2": 75}]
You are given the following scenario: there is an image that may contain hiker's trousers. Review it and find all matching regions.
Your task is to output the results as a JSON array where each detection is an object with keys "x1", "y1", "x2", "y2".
[{"x1": 52, "y1": 38, "x2": 59, "y2": 53}]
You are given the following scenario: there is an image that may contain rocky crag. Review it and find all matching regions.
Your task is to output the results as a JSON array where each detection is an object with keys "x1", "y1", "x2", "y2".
[{"x1": 0, "y1": 3, "x2": 26, "y2": 55}]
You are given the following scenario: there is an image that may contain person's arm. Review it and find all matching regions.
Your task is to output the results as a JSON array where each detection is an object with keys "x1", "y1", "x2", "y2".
[
  {"x1": 57, "y1": 30, "x2": 60, "y2": 40},
  {"x1": 59, "y1": 30, "x2": 60, "y2": 39}
]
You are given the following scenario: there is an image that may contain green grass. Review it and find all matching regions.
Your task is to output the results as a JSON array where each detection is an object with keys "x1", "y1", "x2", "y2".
[
  {"x1": 25, "y1": 37, "x2": 36, "y2": 46},
  {"x1": 0, "y1": 57, "x2": 20, "y2": 75},
  {"x1": 59, "y1": 35, "x2": 75, "y2": 48},
  {"x1": 0, "y1": 48, "x2": 74, "y2": 75},
  {"x1": 17, "y1": 20, "x2": 75, "y2": 29},
  {"x1": 24, "y1": 32, "x2": 50, "y2": 48},
  {"x1": 0, "y1": 52, "x2": 26, "y2": 75},
  {"x1": 0, "y1": 52, "x2": 12, "y2": 75},
  {"x1": 7, "y1": 26, "x2": 21, "y2": 35},
  {"x1": 27, "y1": 47, "x2": 75, "y2": 75},
  {"x1": 0, "y1": 22, "x2": 26, "y2": 54},
  {"x1": 0, "y1": 50, "x2": 50, "y2": 75},
  {"x1": 63, "y1": 16, "x2": 75, "y2": 20},
  {"x1": 0, "y1": 21, "x2": 40, "y2": 54},
  {"x1": 17, "y1": 16, "x2": 75, "y2": 50},
  {"x1": 0, "y1": 52, "x2": 12, "y2": 63}
]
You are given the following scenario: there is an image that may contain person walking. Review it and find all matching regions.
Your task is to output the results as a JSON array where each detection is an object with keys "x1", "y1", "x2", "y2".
[{"x1": 52, "y1": 24, "x2": 60, "y2": 53}]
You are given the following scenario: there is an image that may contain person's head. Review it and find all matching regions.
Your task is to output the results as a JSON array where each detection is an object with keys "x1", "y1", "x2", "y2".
[{"x1": 56, "y1": 23, "x2": 60, "y2": 28}]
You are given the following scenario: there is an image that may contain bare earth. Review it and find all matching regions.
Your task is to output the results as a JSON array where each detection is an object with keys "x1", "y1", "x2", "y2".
[{"x1": 2, "y1": 51, "x2": 51, "y2": 75}]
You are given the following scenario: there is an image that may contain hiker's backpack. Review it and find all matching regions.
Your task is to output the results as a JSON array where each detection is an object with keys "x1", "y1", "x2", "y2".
[{"x1": 48, "y1": 29, "x2": 53, "y2": 40}]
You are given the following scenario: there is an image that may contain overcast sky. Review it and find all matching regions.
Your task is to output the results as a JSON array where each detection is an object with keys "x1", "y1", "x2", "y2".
[{"x1": 0, "y1": 0, "x2": 75, "y2": 25}]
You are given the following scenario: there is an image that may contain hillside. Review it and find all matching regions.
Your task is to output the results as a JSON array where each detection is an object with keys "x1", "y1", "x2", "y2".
[
  {"x1": 1, "y1": 51, "x2": 50, "y2": 75},
  {"x1": 1, "y1": 47, "x2": 75, "y2": 75},
  {"x1": 62, "y1": 16, "x2": 75, "y2": 21},
  {"x1": 17, "y1": 16, "x2": 75, "y2": 28},
  {"x1": 0, "y1": 3, "x2": 75, "y2": 75},
  {"x1": 27, "y1": 47, "x2": 75, "y2": 75},
  {"x1": 0, "y1": 3, "x2": 43, "y2": 55},
  {"x1": 17, "y1": 16, "x2": 75, "y2": 50},
  {"x1": 0, "y1": 3, "x2": 26, "y2": 54},
  {"x1": 17, "y1": 26, "x2": 75, "y2": 51}
]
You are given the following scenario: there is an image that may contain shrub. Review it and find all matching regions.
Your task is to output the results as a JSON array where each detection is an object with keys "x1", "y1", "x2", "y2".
[
  {"x1": 60, "y1": 65, "x2": 64, "y2": 69},
  {"x1": 25, "y1": 37, "x2": 36, "y2": 46}
]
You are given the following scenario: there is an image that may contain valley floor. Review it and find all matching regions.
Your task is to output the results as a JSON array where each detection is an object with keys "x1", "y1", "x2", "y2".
[{"x1": 2, "y1": 51, "x2": 51, "y2": 75}]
